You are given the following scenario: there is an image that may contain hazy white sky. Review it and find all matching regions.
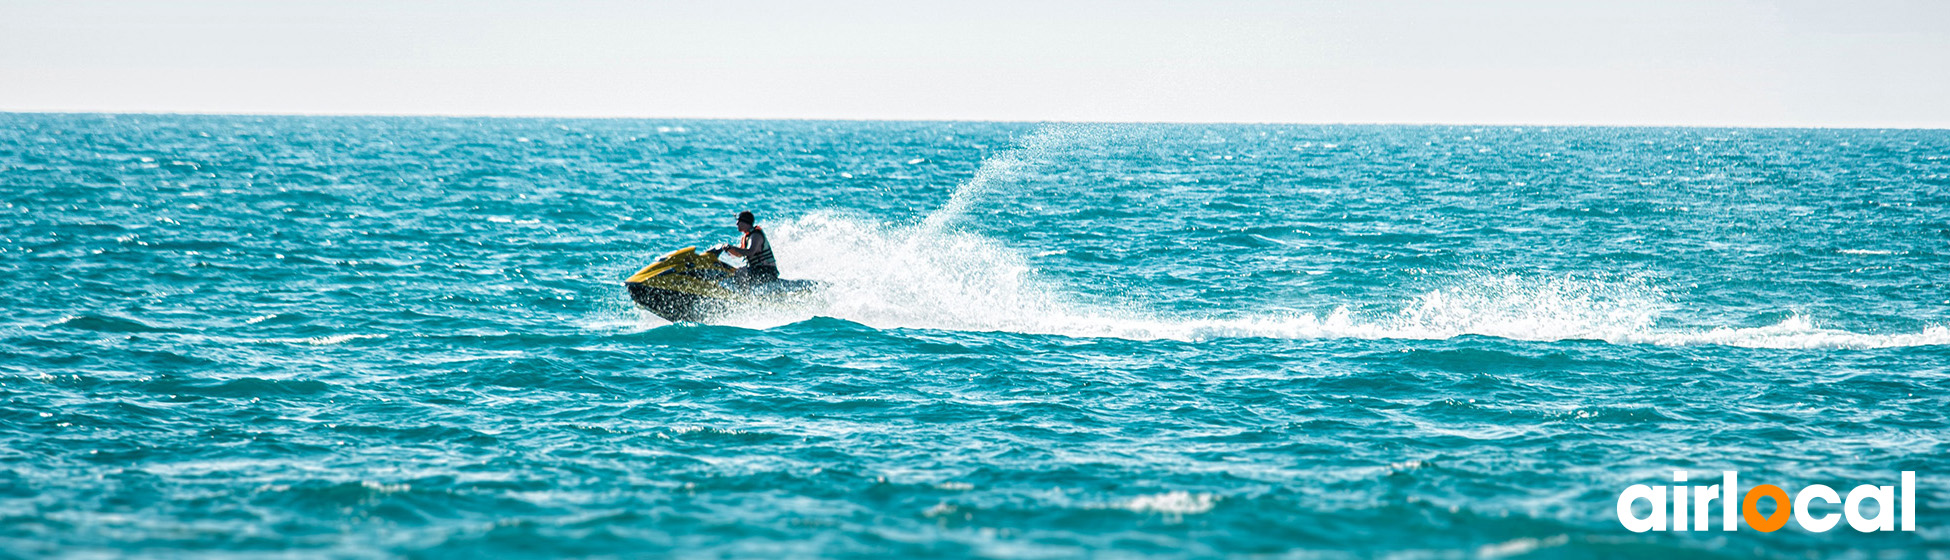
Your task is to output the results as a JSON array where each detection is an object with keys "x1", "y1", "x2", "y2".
[{"x1": 3, "y1": 0, "x2": 1947, "y2": 127}]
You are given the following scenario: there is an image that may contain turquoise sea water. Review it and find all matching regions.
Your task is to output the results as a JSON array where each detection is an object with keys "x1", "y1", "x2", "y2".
[{"x1": 2, "y1": 114, "x2": 1947, "y2": 558}]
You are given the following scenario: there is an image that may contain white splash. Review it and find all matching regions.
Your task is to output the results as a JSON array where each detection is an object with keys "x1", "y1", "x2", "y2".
[
  {"x1": 627, "y1": 125, "x2": 1949, "y2": 351},
  {"x1": 919, "y1": 125, "x2": 1100, "y2": 232},
  {"x1": 749, "y1": 213, "x2": 1950, "y2": 350}
]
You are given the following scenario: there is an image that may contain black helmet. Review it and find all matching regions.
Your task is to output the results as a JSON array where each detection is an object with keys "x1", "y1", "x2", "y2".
[{"x1": 737, "y1": 211, "x2": 755, "y2": 224}]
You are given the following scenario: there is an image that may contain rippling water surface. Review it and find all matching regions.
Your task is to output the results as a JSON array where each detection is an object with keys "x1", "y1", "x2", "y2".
[{"x1": 2, "y1": 114, "x2": 1947, "y2": 557}]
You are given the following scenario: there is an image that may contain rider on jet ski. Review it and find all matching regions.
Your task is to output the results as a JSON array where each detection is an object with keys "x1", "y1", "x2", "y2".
[
  {"x1": 712, "y1": 211, "x2": 778, "y2": 287},
  {"x1": 624, "y1": 211, "x2": 819, "y2": 322}
]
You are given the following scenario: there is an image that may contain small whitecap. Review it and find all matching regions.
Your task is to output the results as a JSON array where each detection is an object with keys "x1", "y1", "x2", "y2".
[
  {"x1": 256, "y1": 334, "x2": 386, "y2": 346},
  {"x1": 922, "y1": 503, "x2": 958, "y2": 517},
  {"x1": 304, "y1": 334, "x2": 384, "y2": 345},
  {"x1": 1121, "y1": 491, "x2": 1218, "y2": 515},
  {"x1": 1478, "y1": 535, "x2": 1569, "y2": 559},
  {"x1": 361, "y1": 481, "x2": 410, "y2": 493}
]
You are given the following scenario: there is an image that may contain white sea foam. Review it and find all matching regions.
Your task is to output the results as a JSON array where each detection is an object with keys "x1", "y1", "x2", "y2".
[
  {"x1": 689, "y1": 126, "x2": 1949, "y2": 351},
  {"x1": 742, "y1": 209, "x2": 1950, "y2": 350},
  {"x1": 748, "y1": 211, "x2": 1061, "y2": 332},
  {"x1": 1120, "y1": 491, "x2": 1219, "y2": 515},
  {"x1": 255, "y1": 334, "x2": 388, "y2": 346},
  {"x1": 1477, "y1": 535, "x2": 1570, "y2": 559},
  {"x1": 1617, "y1": 317, "x2": 1950, "y2": 350}
]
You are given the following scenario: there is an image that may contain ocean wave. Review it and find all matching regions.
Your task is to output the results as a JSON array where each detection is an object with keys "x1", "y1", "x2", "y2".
[
  {"x1": 53, "y1": 314, "x2": 176, "y2": 333},
  {"x1": 251, "y1": 334, "x2": 389, "y2": 346},
  {"x1": 1119, "y1": 491, "x2": 1220, "y2": 516}
]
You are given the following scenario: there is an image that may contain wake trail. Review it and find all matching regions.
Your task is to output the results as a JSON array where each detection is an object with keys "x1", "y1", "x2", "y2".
[{"x1": 624, "y1": 125, "x2": 1950, "y2": 350}]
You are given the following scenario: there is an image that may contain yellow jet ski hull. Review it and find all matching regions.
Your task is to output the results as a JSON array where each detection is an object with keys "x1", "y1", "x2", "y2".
[{"x1": 624, "y1": 246, "x2": 822, "y2": 322}]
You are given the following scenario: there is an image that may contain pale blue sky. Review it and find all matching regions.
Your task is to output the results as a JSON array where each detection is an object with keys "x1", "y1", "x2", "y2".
[{"x1": 4, "y1": 0, "x2": 1947, "y2": 127}]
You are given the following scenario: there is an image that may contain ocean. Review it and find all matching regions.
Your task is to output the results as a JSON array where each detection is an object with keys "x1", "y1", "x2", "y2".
[{"x1": 2, "y1": 113, "x2": 1946, "y2": 557}]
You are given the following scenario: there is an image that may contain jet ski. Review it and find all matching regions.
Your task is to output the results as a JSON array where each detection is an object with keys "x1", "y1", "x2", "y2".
[{"x1": 624, "y1": 246, "x2": 824, "y2": 322}]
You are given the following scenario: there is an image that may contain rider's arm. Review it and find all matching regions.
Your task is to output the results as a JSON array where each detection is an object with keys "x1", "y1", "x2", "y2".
[{"x1": 721, "y1": 234, "x2": 751, "y2": 257}]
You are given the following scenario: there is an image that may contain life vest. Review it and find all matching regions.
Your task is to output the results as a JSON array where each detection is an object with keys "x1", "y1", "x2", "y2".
[{"x1": 742, "y1": 227, "x2": 776, "y2": 268}]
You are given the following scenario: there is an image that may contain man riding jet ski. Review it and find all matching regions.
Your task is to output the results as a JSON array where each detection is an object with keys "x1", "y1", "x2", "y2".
[
  {"x1": 717, "y1": 211, "x2": 778, "y2": 287},
  {"x1": 623, "y1": 211, "x2": 823, "y2": 322}
]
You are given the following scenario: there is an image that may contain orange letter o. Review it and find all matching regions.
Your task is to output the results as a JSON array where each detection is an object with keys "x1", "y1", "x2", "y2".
[{"x1": 1743, "y1": 484, "x2": 1792, "y2": 532}]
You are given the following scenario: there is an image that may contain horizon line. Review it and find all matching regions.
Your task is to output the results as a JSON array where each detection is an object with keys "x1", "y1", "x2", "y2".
[{"x1": 3, "y1": 108, "x2": 1946, "y2": 132}]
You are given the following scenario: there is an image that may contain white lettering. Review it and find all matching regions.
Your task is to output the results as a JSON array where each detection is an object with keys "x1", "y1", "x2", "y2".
[
  {"x1": 1845, "y1": 484, "x2": 1896, "y2": 532},
  {"x1": 1722, "y1": 471, "x2": 1738, "y2": 531},
  {"x1": 1618, "y1": 471, "x2": 1921, "y2": 533},
  {"x1": 1903, "y1": 471, "x2": 1915, "y2": 532},
  {"x1": 1793, "y1": 484, "x2": 1839, "y2": 532},
  {"x1": 1673, "y1": 473, "x2": 1689, "y2": 532},
  {"x1": 1693, "y1": 484, "x2": 1719, "y2": 531},
  {"x1": 1618, "y1": 484, "x2": 1666, "y2": 533}
]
